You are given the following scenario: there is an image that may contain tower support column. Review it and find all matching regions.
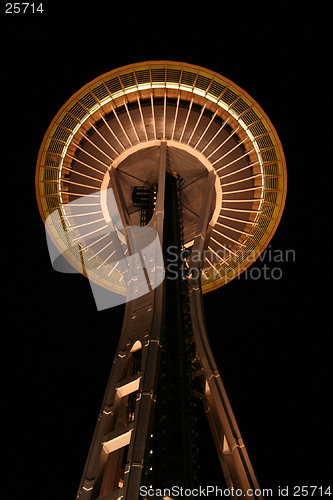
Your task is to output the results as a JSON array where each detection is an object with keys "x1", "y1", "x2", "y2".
[
  {"x1": 187, "y1": 172, "x2": 263, "y2": 499},
  {"x1": 76, "y1": 142, "x2": 167, "y2": 500}
]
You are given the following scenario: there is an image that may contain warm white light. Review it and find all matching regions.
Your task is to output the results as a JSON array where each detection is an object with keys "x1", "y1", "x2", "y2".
[
  {"x1": 103, "y1": 428, "x2": 133, "y2": 454},
  {"x1": 116, "y1": 376, "x2": 141, "y2": 398}
]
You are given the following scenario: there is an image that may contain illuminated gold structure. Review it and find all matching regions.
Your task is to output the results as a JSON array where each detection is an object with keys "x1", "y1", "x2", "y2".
[{"x1": 36, "y1": 61, "x2": 287, "y2": 499}]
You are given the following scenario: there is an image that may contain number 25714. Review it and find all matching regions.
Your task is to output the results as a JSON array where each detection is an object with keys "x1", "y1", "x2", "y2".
[{"x1": 5, "y1": 3, "x2": 44, "y2": 13}]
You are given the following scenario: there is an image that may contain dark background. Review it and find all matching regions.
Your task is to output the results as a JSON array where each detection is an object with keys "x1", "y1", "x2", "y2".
[{"x1": 3, "y1": 3, "x2": 330, "y2": 499}]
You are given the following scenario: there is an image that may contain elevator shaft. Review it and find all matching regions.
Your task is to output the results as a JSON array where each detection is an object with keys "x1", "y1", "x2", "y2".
[{"x1": 146, "y1": 172, "x2": 198, "y2": 491}]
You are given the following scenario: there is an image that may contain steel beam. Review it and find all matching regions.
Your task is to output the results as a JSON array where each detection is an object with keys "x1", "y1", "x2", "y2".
[
  {"x1": 188, "y1": 170, "x2": 262, "y2": 499},
  {"x1": 76, "y1": 142, "x2": 167, "y2": 500}
]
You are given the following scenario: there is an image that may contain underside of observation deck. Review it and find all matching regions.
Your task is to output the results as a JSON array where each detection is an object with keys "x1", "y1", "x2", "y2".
[{"x1": 36, "y1": 61, "x2": 286, "y2": 297}]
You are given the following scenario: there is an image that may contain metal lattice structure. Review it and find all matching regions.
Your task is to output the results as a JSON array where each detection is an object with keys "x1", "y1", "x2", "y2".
[{"x1": 35, "y1": 61, "x2": 287, "y2": 500}]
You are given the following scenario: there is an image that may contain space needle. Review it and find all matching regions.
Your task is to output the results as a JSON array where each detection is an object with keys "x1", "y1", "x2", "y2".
[{"x1": 35, "y1": 61, "x2": 287, "y2": 499}]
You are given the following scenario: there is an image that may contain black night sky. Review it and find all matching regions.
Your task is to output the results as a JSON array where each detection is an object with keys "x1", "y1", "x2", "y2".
[{"x1": 4, "y1": 4, "x2": 330, "y2": 499}]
